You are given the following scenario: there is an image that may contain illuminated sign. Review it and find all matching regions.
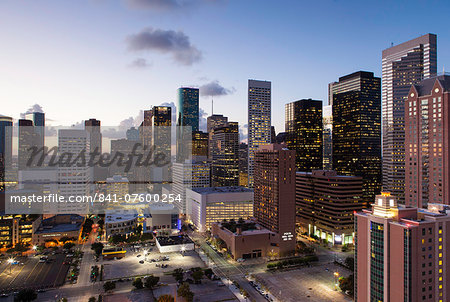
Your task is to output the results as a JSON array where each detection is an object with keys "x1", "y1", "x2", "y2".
[{"x1": 282, "y1": 232, "x2": 293, "y2": 241}]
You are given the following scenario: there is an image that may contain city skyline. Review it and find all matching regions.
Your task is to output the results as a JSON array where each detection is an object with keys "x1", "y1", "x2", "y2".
[{"x1": 2, "y1": 1, "x2": 450, "y2": 137}]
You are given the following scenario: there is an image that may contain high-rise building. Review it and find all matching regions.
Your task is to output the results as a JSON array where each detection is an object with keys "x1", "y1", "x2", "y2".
[
  {"x1": 126, "y1": 127, "x2": 140, "y2": 142},
  {"x1": 332, "y1": 71, "x2": 382, "y2": 207},
  {"x1": 85, "y1": 118, "x2": 102, "y2": 154},
  {"x1": 192, "y1": 131, "x2": 208, "y2": 158},
  {"x1": 296, "y1": 170, "x2": 363, "y2": 245},
  {"x1": 151, "y1": 106, "x2": 172, "y2": 159},
  {"x1": 24, "y1": 111, "x2": 45, "y2": 151},
  {"x1": 211, "y1": 122, "x2": 239, "y2": 187},
  {"x1": 254, "y1": 144, "x2": 296, "y2": 256},
  {"x1": 0, "y1": 116, "x2": 13, "y2": 194},
  {"x1": 382, "y1": 34, "x2": 437, "y2": 203},
  {"x1": 323, "y1": 105, "x2": 333, "y2": 170},
  {"x1": 355, "y1": 193, "x2": 450, "y2": 302},
  {"x1": 58, "y1": 129, "x2": 91, "y2": 214},
  {"x1": 239, "y1": 143, "x2": 248, "y2": 187},
  {"x1": 248, "y1": 79, "x2": 271, "y2": 187},
  {"x1": 270, "y1": 126, "x2": 276, "y2": 143},
  {"x1": 18, "y1": 119, "x2": 35, "y2": 170},
  {"x1": 405, "y1": 74, "x2": 450, "y2": 208},
  {"x1": 207, "y1": 114, "x2": 228, "y2": 159},
  {"x1": 177, "y1": 87, "x2": 199, "y2": 132},
  {"x1": 285, "y1": 99, "x2": 323, "y2": 172}
]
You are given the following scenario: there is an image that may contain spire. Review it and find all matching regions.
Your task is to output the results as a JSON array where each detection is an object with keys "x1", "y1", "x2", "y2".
[{"x1": 211, "y1": 98, "x2": 214, "y2": 115}]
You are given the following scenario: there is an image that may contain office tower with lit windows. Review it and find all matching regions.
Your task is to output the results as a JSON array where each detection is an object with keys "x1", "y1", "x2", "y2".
[
  {"x1": 239, "y1": 143, "x2": 248, "y2": 187},
  {"x1": 254, "y1": 144, "x2": 296, "y2": 256},
  {"x1": 0, "y1": 116, "x2": 13, "y2": 194},
  {"x1": 323, "y1": 105, "x2": 333, "y2": 170},
  {"x1": 151, "y1": 106, "x2": 172, "y2": 159},
  {"x1": 248, "y1": 79, "x2": 271, "y2": 187},
  {"x1": 355, "y1": 193, "x2": 450, "y2": 302},
  {"x1": 192, "y1": 131, "x2": 208, "y2": 158},
  {"x1": 24, "y1": 111, "x2": 45, "y2": 151},
  {"x1": 207, "y1": 114, "x2": 228, "y2": 159},
  {"x1": 332, "y1": 71, "x2": 381, "y2": 207},
  {"x1": 382, "y1": 34, "x2": 437, "y2": 203},
  {"x1": 405, "y1": 75, "x2": 450, "y2": 208},
  {"x1": 177, "y1": 87, "x2": 198, "y2": 163},
  {"x1": 211, "y1": 122, "x2": 239, "y2": 187},
  {"x1": 85, "y1": 118, "x2": 102, "y2": 154},
  {"x1": 296, "y1": 170, "x2": 363, "y2": 245},
  {"x1": 18, "y1": 119, "x2": 35, "y2": 170},
  {"x1": 285, "y1": 99, "x2": 323, "y2": 172}
]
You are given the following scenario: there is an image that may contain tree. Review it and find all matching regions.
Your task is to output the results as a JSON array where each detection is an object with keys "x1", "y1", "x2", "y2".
[
  {"x1": 339, "y1": 274, "x2": 354, "y2": 296},
  {"x1": 59, "y1": 236, "x2": 72, "y2": 244},
  {"x1": 345, "y1": 257, "x2": 354, "y2": 271},
  {"x1": 204, "y1": 268, "x2": 213, "y2": 279},
  {"x1": 173, "y1": 268, "x2": 184, "y2": 282},
  {"x1": 177, "y1": 283, "x2": 194, "y2": 302},
  {"x1": 144, "y1": 275, "x2": 160, "y2": 290},
  {"x1": 135, "y1": 224, "x2": 143, "y2": 235},
  {"x1": 157, "y1": 294, "x2": 174, "y2": 302},
  {"x1": 192, "y1": 269, "x2": 203, "y2": 284},
  {"x1": 91, "y1": 242, "x2": 104, "y2": 257},
  {"x1": 88, "y1": 297, "x2": 96, "y2": 302},
  {"x1": 132, "y1": 277, "x2": 144, "y2": 290},
  {"x1": 103, "y1": 281, "x2": 116, "y2": 292},
  {"x1": 14, "y1": 288, "x2": 37, "y2": 302},
  {"x1": 63, "y1": 242, "x2": 75, "y2": 250}
]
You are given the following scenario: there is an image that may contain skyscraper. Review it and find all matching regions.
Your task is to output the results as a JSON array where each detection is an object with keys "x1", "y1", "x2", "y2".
[
  {"x1": 18, "y1": 119, "x2": 35, "y2": 170},
  {"x1": 85, "y1": 118, "x2": 102, "y2": 154},
  {"x1": 211, "y1": 122, "x2": 239, "y2": 187},
  {"x1": 355, "y1": 193, "x2": 450, "y2": 302},
  {"x1": 0, "y1": 116, "x2": 13, "y2": 193},
  {"x1": 322, "y1": 105, "x2": 333, "y2": 170},
  {"x1": 24, "y1": 111, "x2": 45, "y2": 151},
  {"x1": 405, "y1": 74, "x2": 450, "y2": 208},
  {"x1": 254, "y1": 144, "x2": 296, "y2": 256},
  {"x1": 192, "y1": 131, "x2": 208, "y2": 158},
  {"x1": 285, "y1": 99, "x2": 323, "y2": 172},
  {"x1": 248, "y1": 79, "x2": 271, "y2": 187},
  {"x1": 382, "y1": 34, "x2": 437, "y2": 203},
  {"x1": 177, "y1": 87, "x2": 199, "y2": 132},
  {"x1": 207, "y1": 114, "x2": 228, "y2": 159},
  {"x1": 332, "y1": 71, "x2": 382, "y2": 206}
]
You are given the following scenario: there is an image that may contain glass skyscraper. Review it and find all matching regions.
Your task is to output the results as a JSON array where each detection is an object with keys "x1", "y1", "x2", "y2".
[
  {"x1": 177, "y1": 87, "x2": 199, "y2": 132},
  {"x1": 382, "y1": 33, "x2": 437, "y2": 203}
]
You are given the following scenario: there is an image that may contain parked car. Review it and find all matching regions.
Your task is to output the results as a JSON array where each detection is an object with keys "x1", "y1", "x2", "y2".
[{"x1": 139, "y1": 260, "x2": 144, "y2": 264}]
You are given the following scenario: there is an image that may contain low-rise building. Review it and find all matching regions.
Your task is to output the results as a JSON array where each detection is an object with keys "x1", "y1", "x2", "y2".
[
  {"x1": 185, "y1": 186, "x2": 253, "y2": 232},
  {"x1": 156, "y1": 235, "x2": 195, "y2": 253},
  {"x1": 211, "y1": 220, "x2": 276, "y2": 260},
  {"x1": 0, "y1": 214, "x2": 40, "y2": 248},
  {"x1": 33, "y1": 214, "x2": 84, "y2": 246}
]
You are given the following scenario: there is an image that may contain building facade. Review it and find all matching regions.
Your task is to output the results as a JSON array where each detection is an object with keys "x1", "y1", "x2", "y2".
[
  {"x1": 254, "y1": 144, "x2": 296, "y2": 256},
  {"x1": 382, "y1": 34, "x2": 437, "y2": 203},
  {"x1": 355, "y1": 193, "x2": 450, "y2": 302},
  {"x1": 332, "y1": 71, "x2": 382, "y2": 207},
  {"x1": 248, "y1": 80, "x2": 271, "y2": 187},
  {"x1": 285, "y1": 99, "x2": 323, "y2": 172},
  {"x1": 405, "y1": 75, "x2": 450, "y2": 207},
  {"x1": 323, "y1": 105, "x2": 333, "y2": 170},
  {"x1": 296, "y1": 170, "x2": 363, "y2": 245},
  {"x1": 211, "y1": 122, "x2": 239, "y2": 187}
]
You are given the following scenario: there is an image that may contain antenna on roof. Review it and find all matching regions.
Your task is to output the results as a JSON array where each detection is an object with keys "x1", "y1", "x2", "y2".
[{"x1": 211, "y1": 98, "x2": 214, "y2": 115}]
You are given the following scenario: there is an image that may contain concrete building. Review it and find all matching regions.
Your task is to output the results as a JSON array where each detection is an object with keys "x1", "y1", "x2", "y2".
[
  {"x1": 254, "y1": 144, "x2": 296, "y2": 256},
  {"x1": 285, "y1": 99, "x2": 323, "y2": 172},
  {"x1": 156, "y1": 235, "x2": 195, "y2": 253},
  {"x1": 296, "y1": 170, "x2": 363, "y2": 245},
  {"x1": 0, "y1": 214, "x2": 39, "y2": 247},
  {"x1": 332, "y1": 71, "x2": 382, "y2": 207},
  {"x1": 211, "y1": 220, "x2": 275, "y2": 260},
  {"x1": 355, "y1": 193, "x2": 450, "y2": 302},
  {"x1": 33, "y1": 214, "x2": 84, "y2": 246},
  {"x1": 105, "y1": 209, "x2": 138, "y2": 238},
  {"x1": 382, "y1": 34, "x2": 437, "y2": 203},
  {"x1": 185, "y1": 186, "x2": 253, "y2": 232},
  {"x1": 84, "y1": 118, "x2": 102, "y2": 154},
  {"x1": 248, "y1": 79, "x2": 271, "y2": 187},
  {"x1": 405, "y1": 74, "x2": 450, "y2": 207}
]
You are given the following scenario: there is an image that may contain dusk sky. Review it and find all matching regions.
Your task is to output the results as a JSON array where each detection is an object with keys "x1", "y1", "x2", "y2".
[{"x1": 1, "y1": 0, "x2": 450, "y2": 139}]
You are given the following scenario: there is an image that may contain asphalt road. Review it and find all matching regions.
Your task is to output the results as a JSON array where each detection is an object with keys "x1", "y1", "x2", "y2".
[{"x1": 0, "y1": 253, "x2": 69, "y2": 293}]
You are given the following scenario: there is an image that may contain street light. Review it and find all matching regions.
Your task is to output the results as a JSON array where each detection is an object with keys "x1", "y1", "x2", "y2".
[
  {"x1": 334, "y1": 272, "x2": 340, "y2": 291},
  {"x1": 181, "y1": 246, "x2": 186, "y2": 257},
  {"x1": 143, "y1": 250, "x2": 148, "y2": 261},
  {"x1": 8, "y1": 258, "x2": 14, "y2": 274},
  {"x1": 32, "y1": 245, "x2": 37, "y2": 251}
]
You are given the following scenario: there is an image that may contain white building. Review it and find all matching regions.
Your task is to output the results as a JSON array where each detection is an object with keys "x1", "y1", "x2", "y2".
[
  {"x1": 185, "y1": 186, "x2": 254, "y2": 232},
  {"x1": 248, "y1": 79, "x2": 271, "y2": 187},
  {"x1": 58, "y1": 129, "x2": 92, "y2": 214}
]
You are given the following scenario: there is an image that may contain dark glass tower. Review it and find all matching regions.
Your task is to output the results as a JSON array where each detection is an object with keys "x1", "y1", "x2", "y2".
[
  {"x1": 332, "y1": 71, "x2": 381, "y2": 207},
  {"x1": 285, "y1": 99, "x2": 323, "y2": 172},
  {"x1": 211, "y1": 122, "x2": 239, "y2": 187},
  {"x1": 177, "y1": 87, "x2": 199, "y2": 132}
]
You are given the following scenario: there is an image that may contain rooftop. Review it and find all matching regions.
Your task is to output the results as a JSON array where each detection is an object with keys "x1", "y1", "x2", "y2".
[
  {"x1": 192, "y1": 186, "x2": 253, "y2": 194},
  {"x1": 156, "y1": 235, "x2": 194, "y2": 246}
]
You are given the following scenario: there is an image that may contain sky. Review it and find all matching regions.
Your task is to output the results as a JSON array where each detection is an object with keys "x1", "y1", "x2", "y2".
[{"x1": 1, "y1": 0, "x2": 450, "y2": 141}]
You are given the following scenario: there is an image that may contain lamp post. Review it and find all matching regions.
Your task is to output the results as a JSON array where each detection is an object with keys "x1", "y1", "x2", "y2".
[
  {"x1": 144, "y1": 250, "x2": 148, "y2": 262},
  {"x1": 8, "y1": 258, "x2": 14, "y2": 274},
  {"x1": 334, "y1": 271, "x2": 339, "y2": 291}
]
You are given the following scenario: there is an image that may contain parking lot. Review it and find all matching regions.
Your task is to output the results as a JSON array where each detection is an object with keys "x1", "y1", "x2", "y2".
[
  {"x1": 103, "y1": 246, "x2": 206, "y2": 280},
  {"x1": 255, "y1": 263, "x2": 352, "y2": 302},
  {"x1": 0, "y1": 253, "x2": 70, "y2": 294}
]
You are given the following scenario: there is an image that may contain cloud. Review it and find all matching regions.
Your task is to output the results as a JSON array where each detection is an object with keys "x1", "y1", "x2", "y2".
[
  {"x1": 239, "y1": 123, "x2": 248, "y2": 143},
  {"x1": 20, "y1": 104, "x2": 44, "y2": 119},
  {"x1": 199, "y1": 81, "x2": 235, "y2": 97},
  {"x1": 199, "y1": 107, "x2": 208, "y2": 132},
  {"x1": 126, "y1": 0, "x2": 220, "y2": 11},
  {"x1": 129, "y1": 58, "x2": 152, "y2": 69},
  {"x1": 127, "y1": 27, "x2": 202, "y2": 65}
]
